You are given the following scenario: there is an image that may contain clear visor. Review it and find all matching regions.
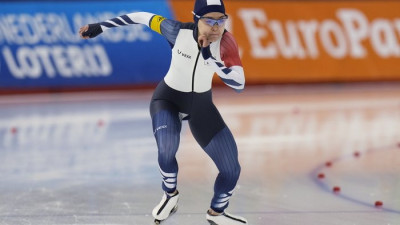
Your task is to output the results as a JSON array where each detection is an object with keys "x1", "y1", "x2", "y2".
[{"x1": 192, "y1": 11, "x2": 228, "y2": 27}]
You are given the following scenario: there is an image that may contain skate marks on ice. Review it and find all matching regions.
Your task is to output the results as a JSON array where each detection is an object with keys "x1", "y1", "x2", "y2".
[{"x1": 0, "y1": 83, "x2": 400, "y2": 225}]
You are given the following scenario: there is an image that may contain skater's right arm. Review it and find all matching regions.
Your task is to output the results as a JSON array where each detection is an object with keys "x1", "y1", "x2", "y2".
[{"x1": 79, "y1": 12, "x2": 181, "y2": 45}]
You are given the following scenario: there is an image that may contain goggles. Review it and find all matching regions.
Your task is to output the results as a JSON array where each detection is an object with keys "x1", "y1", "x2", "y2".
[{"x1": 192, "y1": 12, "x2": 228, "y2": 27}]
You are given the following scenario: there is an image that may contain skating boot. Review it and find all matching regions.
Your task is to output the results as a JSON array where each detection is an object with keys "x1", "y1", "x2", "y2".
[
  {"x1": 206, "y1": 210, "x2": 247, "y2": 225},
  {"x1": 152, "y1": 191, "x2": 179, "y2": 224}
]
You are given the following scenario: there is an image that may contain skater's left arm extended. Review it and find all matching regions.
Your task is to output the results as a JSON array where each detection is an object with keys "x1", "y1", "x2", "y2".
[{"x1": 201, "y1": 31, "x2": 245, "y2": 93}]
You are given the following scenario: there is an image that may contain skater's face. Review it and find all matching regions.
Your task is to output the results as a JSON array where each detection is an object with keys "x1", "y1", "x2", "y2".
[{"x1": 197, "y1": 12, "x2": 227, "y2": 43}]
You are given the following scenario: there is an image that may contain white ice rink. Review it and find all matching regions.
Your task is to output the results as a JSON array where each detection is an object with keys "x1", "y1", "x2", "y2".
[{"x1": 0, "y1": 83, "x2": 399, "y2": 225}]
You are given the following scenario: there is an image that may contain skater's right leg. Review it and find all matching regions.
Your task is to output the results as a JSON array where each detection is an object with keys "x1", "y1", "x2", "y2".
[
  {"x1": 152, "y1": 190, "x2": 180, "y2": 221},
  {"x1": 150, "y1": 100, "x2": 182, "y2": 220},
  {"x1": 151, "y1": 101, "x2": 182, "y2": 193}
]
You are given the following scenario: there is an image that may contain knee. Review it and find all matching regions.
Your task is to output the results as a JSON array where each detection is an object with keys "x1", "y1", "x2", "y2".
[
  {"x1": 157, "y1": 134, "x2": 180, "y2": 165},
  {"x1": 156, "y1": 134, "x2": 179, "y2": 153},
  {"x1": 232, "y1": 164, "x2": 241, "y2": 180},
  {"x1": 221, "y1": 163, "x2": 241, "y2": 182}
]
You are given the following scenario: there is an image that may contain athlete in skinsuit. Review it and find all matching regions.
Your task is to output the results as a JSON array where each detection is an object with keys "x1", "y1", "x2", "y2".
[{"x1": 79, "y1": 0, "x2": 246, "y2": 224}]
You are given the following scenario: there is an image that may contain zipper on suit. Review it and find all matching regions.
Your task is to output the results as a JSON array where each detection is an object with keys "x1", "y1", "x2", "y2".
[{"x1": 191, "y1": 50, "x2": 201, "y2": 92}]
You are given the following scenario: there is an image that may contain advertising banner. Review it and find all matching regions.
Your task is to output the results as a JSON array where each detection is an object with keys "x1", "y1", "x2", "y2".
[
  {"x1": 0, "y1": 1, "x2": 173, "y2": 90},
  {"x1": 2, "y1": 0, "x2": 400, "y2": 91},
  {"x1": 170, "y1": 0, "x2": 400, "y2": 83}
]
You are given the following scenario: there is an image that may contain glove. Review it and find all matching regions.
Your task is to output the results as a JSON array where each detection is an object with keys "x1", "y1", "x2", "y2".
[
  {"x1": 201, "y1": 45, "x2": 212, "y2": 60},
  {"x1": 82, "y1": 23, "x2": 103, "y2": 38}
]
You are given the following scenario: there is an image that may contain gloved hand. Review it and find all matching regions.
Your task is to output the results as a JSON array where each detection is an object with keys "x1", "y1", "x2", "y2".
[{"x1": 79, "y1": 23, "x2": 103, "y2": 39}]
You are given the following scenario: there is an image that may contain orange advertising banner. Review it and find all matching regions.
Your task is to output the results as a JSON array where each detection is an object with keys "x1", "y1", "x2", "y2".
[{"x1": 170, "y1": 0, "x2": 400, "y2": 83}]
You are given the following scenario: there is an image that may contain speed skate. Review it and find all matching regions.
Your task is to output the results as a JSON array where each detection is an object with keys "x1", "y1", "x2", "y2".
[
  {"x1": 152, "y1": 191, "x2": 179, "y2": 224},
  {"x1": 206, "y1": 210, "x2": 248, "y2": 225}
]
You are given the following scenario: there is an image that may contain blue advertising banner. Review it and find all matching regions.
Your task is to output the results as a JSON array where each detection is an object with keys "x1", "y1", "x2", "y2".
[{"x1": 0, "y1": 1, "x2": 174, "y2": 90}]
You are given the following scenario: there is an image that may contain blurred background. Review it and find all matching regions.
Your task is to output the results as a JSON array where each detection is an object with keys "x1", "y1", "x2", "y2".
[
  {"x1": 0, "y1": 0, "x2": 399, "y2": 224},
  {"x1": 2, "y1": 0, "x2": 400, "y2": 93}
]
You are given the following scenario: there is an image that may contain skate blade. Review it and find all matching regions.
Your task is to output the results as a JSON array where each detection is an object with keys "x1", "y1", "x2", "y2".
[
  {"x1": 207, "y1": 220, "x2": 218, "y2": 225},
  {"x1": 153, "y1": 205, "x2": 178, "y2": 224},
  {"x1": 170, "y1": 205, "x2": 178, "y2": 214}
]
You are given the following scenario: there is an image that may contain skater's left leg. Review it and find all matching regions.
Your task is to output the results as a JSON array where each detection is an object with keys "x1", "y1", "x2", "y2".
[
  {"x1": 189, "y1": 101, "x2": 240, "y2": 213},
  {"x1": 189, "y1": 103, "x2": 247, "y2": 224},
  {"x1": 203, "y1": 126, "x2": 247, "y2": 224},
  {"x1": 203, "y1": 126, "x2": 241, "y2": 213},
  {"x1": 191, "y1": 124, "x2": 247, "y2": 224}
]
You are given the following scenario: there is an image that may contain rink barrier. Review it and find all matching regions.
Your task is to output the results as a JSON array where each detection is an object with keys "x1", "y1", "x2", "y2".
[{"x1": 2, "y1": 0, "x2": 400, "y2": 93}]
